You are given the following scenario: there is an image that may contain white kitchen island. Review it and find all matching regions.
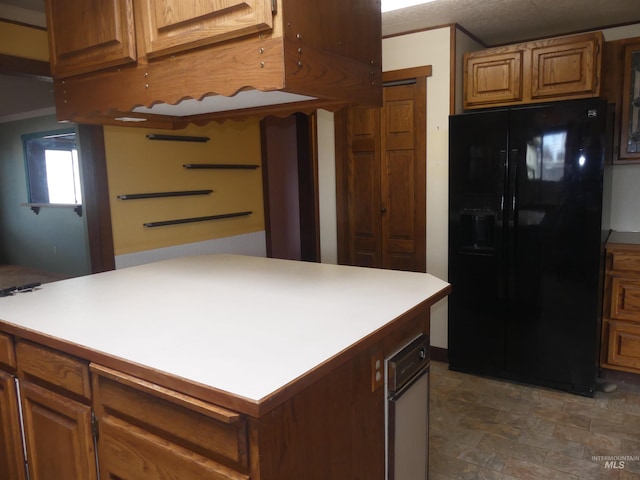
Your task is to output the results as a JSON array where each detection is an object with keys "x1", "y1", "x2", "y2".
[{"x1": 0, "y1": 254, "x2": 449, "y2": 480}]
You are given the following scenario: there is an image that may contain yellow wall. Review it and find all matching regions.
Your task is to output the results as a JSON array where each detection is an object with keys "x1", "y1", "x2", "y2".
[
  {"x1": 0, "y1": 21, "x2": 48, "y2": 61},
  {"x1": 104, "y1": 120, "x2": 264, "y2": 255}
]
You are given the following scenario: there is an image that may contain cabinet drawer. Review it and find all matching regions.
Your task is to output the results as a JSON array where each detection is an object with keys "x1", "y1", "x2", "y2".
[
  {"x1": 607, "y1": 321, "x2": 640, "y2": 370},
  {"x1": 91, "y1": 364, "x2": 248, "y2": 470},
  {"x1": 99, "y1": 416, "x2": 248, "y2": 480},
  {"x1": 610, "y1": 252, "x2": 640, "y2": 273},
  {"x1": 0, "y1": 333, "x2": 16, "y2": 370},
  {"x1": 610, "y1": 276, "x2": 640, "y2": 321},
  {"x1": 16, "y1": 341, "x2": 91, "y2": 400}
]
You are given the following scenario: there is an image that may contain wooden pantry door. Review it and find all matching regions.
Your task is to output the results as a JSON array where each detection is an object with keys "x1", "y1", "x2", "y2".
[{"x1": 336, "y1": 67, "x2": 430, "y2": 272}]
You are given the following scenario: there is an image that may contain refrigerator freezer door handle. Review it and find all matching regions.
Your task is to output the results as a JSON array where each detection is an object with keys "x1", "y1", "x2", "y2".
[
  {"x1": 510, "y1": 148, "x2": 519, "y2": 224},
  {"x1": 507, "y1": 148, "x2": 518, "y2": 301},
  {"x1": 499, "y1": 149, "x2": 507, "y2": 221}
]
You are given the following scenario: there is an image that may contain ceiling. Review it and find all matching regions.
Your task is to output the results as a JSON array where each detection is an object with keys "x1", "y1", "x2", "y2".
[
  {"x1": 1, "y1": 0, "x2": 640, "y2": 122},
  {"x1": 383, "y1": 0, "x2": 640, "y2": 45}
]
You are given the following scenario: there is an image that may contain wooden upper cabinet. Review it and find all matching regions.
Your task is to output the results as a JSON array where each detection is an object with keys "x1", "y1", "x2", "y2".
[
  {"x1": 530, "y1": 35, "x2": 601, "y2": 100},
  {"x1": 465, "y1": 51, "x2": 523, "y2": 107},
  {"x1": 136, "y1": 0, "x2": 274, "y2": 60},
  {"x1": 45, "y1": 0, "x2": 137, "y2": 78},
  {"x1": 45, "y1": 0, "x2": 382, "y2": 126},
  {"x1": 464, "y1": 32, "x2": 602, "y2": 110}
]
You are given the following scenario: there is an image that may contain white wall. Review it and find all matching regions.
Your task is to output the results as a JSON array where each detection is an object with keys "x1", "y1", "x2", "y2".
[
  {"x1": 454, "y1": 29, "x2": 484, "y2": 113},
  {"x1": 316, "y1": 27, "x2": 454, "y2": 348},
  {"x1": 317, "y1": 109, "x2": 339, "y2": 264},
  {"x1": 382, "y1": 27, "x2": 453, "y2": 348}
]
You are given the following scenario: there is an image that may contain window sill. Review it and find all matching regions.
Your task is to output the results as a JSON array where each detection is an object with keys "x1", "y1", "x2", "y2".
[{"x1": 21, "y1": 203, "x2": 83, "y2": 217}]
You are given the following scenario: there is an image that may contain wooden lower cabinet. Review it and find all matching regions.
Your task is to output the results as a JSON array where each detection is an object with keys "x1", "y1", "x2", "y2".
[
  {"x1": 19, "y1": 380, "x2": 97, "y2": 480},
  {"x1": 601, "y1": 236, "x2": 640, "y2": 375},
  {"x1": 15, "y1": 340, "x2": 97, "y2": 480},
  {"x1": 0, "y1": 309, "x2": 429, "y2": 480},
  {"x1": 0, "y1": 370, "x2": 26, "y2": 480},
  {"x1": 607, "y1": 321, "x2": 640, "y2": 370},
  {"x1": 89, "y1": 329, "x2": 391, "y2": 480},
  {"x1": 91, "y1": 364, "x2": 249, "y2": 480}
]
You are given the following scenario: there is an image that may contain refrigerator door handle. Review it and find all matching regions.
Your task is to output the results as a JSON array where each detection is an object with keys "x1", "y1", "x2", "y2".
[
  {"x1": 499, "y1": 149, "x2": 507, "y2": 223},
  {"x1": 507, "y1": 147, "x2": 519, "y2": 301},
  {"x1": 509, "y1": 148, "x2": 519, "y2": 225}
]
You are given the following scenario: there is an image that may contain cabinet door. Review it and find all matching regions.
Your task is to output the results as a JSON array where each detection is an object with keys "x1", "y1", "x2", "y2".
[
  {"x1": 0, "y1": 371, "x2": 26, "y2": 480},
  {"x1": 44, "y1": 0, "x2": 137, "y2": 78},
  {"x1": 136, "y1": 0, "x2": 274, "y2": 60},
  {"x1": 610, "y1": 276, "x2": 640, "y2": 321},
  {"x1": 607, "y1": 321, "x2": 640, "y2": 370},
  {"x1": 464, "y1": 51, "x2": 523, "y2": 107},
  {"x1": 20, "y1": 381, "x2": 97, "y2": 480},
  {"x1": 530, "y1": 35, "x2": 601, "y2": 100},
  {"x1": 338, "y1": 76, "x2": 427, "y2": 272}
]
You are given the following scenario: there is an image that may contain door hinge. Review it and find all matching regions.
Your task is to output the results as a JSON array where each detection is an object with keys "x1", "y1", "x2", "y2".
[
  {"x1": 91, "y1": 412, "x2": 99, "y2": 438},
  {"x1": 272, "y1": 0, "x2": 277, "y2": 14}
]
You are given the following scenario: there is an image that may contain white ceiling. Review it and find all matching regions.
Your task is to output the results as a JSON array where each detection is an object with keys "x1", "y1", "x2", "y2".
[
  {"x1": 1, "y1": 0, "x2": 640, "y2": 121},
  {"x1": 383, "y1": 0, "x2": 640, "y2": 45}
]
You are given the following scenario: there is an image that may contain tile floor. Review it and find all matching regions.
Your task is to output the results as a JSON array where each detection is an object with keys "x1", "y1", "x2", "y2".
[{"x1": 429, "y1": 360, "x2": 640, "y2": 479}]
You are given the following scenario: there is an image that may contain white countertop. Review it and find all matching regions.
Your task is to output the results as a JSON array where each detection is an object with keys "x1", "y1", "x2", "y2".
[{"x1": 0, "y1": 254, "x2": 449, "y2": 403}]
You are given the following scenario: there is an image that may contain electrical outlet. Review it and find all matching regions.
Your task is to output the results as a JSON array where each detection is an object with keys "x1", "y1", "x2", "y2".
[{"x1": 371, "y1": 351, "x2": 383, "y2": 392}]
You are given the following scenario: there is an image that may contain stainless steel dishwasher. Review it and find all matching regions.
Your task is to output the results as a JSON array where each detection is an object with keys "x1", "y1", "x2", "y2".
[{"x1": 385, "y1": 333, "x2": 430, "y2": 480}]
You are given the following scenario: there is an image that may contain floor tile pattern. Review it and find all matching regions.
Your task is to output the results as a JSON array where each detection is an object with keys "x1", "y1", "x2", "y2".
[{"x1": 429, "y1": 361, "x2": 640, "y2": 479}]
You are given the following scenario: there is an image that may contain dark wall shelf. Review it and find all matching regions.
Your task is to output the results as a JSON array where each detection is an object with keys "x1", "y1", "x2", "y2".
[
  {"x1": 117, "y1": 190, "x2": 213, "y2": 200},
  {"x1": 146, "y1": 134, "x2": 209, "y2": 142},
  {"x1": 143, "y1": 211, "x2": 252, "y2": 228},
  {"x1": 183, "y1": 164, "x2": 260, "y2": 170}
]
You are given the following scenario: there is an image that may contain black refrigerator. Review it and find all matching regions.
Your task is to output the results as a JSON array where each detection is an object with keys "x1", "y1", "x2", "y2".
[{"x1": 448, "y1": 98, "x2": 611, "y2": 397}]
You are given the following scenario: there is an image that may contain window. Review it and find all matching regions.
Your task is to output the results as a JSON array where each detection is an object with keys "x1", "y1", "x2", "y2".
[{"x1": 22, "y1": 129, "x2": 82, "y2": 205}]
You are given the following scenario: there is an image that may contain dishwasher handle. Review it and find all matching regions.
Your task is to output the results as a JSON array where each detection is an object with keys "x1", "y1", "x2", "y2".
[{"x1": 387, "y1": 334, "x2": 430, "y2": 394}]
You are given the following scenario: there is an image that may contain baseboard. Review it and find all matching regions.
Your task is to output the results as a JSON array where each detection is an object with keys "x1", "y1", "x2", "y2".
[
  {"x1": 430, "y1": 346, "x2": 448, "y2": 363},
  {"x1": 599, "y1": 367, "x2": 640, "y2": 387}
]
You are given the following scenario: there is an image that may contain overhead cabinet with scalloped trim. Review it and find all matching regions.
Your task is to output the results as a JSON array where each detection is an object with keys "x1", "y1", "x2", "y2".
[
  {"x1": 464, "y1": 32, "x2": 603, "y2": 110},
  {"x1": 43, "y1": 0, "x2": 382, "y2": 127}
]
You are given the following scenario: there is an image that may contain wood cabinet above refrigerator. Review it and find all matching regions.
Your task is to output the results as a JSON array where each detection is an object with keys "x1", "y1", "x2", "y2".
[
  {"x1": 463, "y1": 32, "x2": 603, "y2": 110},
  {"x1": 43, "y1": 0, "x2": 382, "y2": 128}
]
